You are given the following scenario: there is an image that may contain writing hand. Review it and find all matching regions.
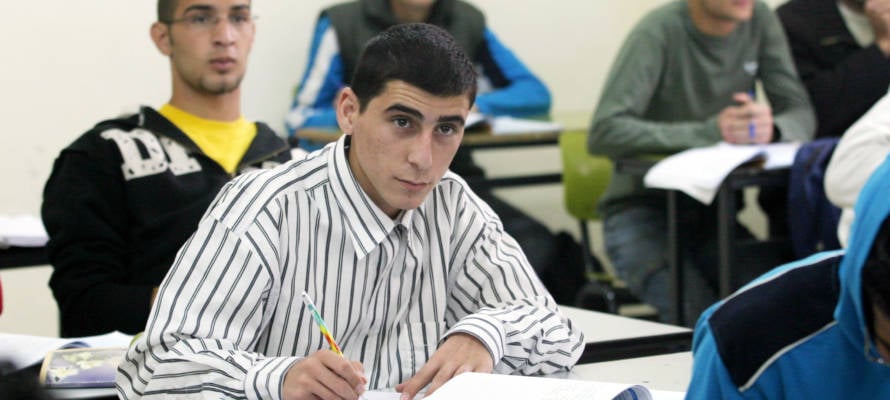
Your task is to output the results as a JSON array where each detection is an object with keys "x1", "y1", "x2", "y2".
[
  {"x1": 282, "y1": 350, "x2": 367, "y2": 400},
  {"x1": 718, "y1": 92, "x2": 773, "y2": 144},
  {"x1": 395, "y1": 333, "x2": 494, "y2": 400}
]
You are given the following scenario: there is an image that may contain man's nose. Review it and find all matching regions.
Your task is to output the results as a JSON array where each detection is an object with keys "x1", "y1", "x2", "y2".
[
  {"x1": 212, "y1": 17, "x2": 237, "y2": 45},
  {"x1": 407, "y1": 131, "x2": 433, "y2": 170}
]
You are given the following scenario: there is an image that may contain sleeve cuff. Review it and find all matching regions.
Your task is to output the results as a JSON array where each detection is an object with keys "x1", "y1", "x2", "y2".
[
  {"x1": 445, "y1": 314, "x2": 506, "y2": 365},
  {"x1": 245, "y1": 356, "x2": 301, "y2": 400}
]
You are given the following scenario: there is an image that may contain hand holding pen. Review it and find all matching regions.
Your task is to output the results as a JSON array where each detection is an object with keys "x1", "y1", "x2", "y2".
[
  {"x1": 718, "y1": 91, "x2": 774, "y2": 144},
  {"x1": 280, "y1": 291, "x2": 367, "y2": 400}
]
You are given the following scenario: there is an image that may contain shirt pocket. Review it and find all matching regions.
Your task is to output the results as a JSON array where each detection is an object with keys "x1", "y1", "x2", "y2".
[{"x1": 397, "y1": 321, "x2": 442, "y2": 378}]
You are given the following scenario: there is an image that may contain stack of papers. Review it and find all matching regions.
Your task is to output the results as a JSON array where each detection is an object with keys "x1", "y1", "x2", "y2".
[
  {"x1": 643, "y1": 142, "x2": 800, "y2": 205},
  {"x1": 0, "y1": 214, "x2": 49, "y2": 248},
  {"x1": 424, "y1": 372, "x2": 658, "y2": 400}
]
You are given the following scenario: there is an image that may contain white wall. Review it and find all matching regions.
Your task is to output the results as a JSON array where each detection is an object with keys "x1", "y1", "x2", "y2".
[{"x1": 0, "y1": 0, "x2": 786, "y2": 336}]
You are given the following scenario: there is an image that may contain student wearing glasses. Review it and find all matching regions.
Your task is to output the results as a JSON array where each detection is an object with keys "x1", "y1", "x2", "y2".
[
  {"x1": 41, "y1": 0, "x2": 292, "y2": 338},
  {"x1": 116, "y1": 23, "x2": 583, "y2": 400}
]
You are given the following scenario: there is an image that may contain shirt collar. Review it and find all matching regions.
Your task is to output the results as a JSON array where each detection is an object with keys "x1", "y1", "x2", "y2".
[{"x1": 327, "y1": 135, "x2": 415, "y2": 258}]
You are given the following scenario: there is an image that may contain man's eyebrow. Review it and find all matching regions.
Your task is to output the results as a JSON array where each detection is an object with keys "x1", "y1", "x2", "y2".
[
  {"x1": 182, "y1": 4, "x2": 213, "y2": 13},
  {"x1": 385, "y1": 104, "x2": 465, "y2": 126},
  {"x1": 385, "y1": 104, "x2": 424, "y2": 120},
  {"x1": 181, "y1": 4, "x2": 250, "y2": 14},
  {"x1": 437, "y1": 115, "x2": 466, "y2": 126}
]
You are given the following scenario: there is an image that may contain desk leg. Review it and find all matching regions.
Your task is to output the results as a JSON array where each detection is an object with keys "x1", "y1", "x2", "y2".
[
  {"x1": 717, "y1": 185, "x2": 735, "y2": 298},
  {"x1": 667, "y1": 190, "x2": 684, "y2": 326}
]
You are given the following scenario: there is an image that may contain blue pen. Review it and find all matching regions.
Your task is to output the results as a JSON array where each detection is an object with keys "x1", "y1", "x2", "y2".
[{"x1": 748, "y1": 89, "x2": 756, "y2": 144}]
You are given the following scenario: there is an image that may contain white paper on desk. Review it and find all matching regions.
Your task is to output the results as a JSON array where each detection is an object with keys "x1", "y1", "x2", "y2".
[
  {"x1": 0, "y1": 214, "x2": 48, "y2": 248},
  {"x1": 761, "y1": 142, "x2": 801, "y2": 170},
  {"x1": 464, "y1": 112, "x2": 562, "y2": 135},
  {"x1": 424, "y1": 372, "x2": 652, "y2": 400},
  {"x1": 490, "y1": 116, "x2": 562, "y2": 135},
  {"x1": 0, "y1": 331, "x2": 132, "y2": 370},
  {"x1": 643, "y1": 142, "x2": 799, "y2": 205}
]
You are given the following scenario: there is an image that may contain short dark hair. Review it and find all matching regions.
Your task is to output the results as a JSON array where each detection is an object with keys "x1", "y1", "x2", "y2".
[
  {"x1": 863, "y1": 216, "x2": 890, "y2": 319},
  {"x1": 350, "y1": 23, "x2": 477, "y2": 111},
  {"x1": 157, "y1": 0, "x2": 178, "y2": 22}
]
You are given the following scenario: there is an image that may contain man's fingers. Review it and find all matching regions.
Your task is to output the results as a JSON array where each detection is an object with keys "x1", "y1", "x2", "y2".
[{"x1": 396, "y1": 361, "x2": 436, "y2": 399}]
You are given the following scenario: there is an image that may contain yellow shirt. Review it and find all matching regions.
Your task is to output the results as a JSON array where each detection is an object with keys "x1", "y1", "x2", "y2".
[{"x1": 159, "y1": 104, "x2": 257, "y2": 174}]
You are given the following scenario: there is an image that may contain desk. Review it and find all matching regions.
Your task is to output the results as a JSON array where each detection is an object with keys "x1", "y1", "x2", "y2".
[
  {"x1": 570, "y1": 352, "x2": 692, "y2": 394},
  {"x1": 561, "y1": 306, "x2": 691, "y2": 364},
  {"x1": 295, "y1": 128, "x2": 564, "y2": 191},
  {"x1": 0, "y1": 246, "x2": 48, "y2": 270},
  {"x1": 616, "y1": 159, "x2": 790, "y2": 326}
]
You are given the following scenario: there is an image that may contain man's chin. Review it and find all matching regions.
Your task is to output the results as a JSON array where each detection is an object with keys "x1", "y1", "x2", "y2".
[{"x1": 197, "y1": 78, "x2": 242, "y2": 96}]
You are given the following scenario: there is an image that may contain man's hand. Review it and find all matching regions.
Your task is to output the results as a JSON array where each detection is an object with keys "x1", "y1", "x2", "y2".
[
  {"x1": 282, "y1": 350, "x2": 366, "y2": 400},
  {"x1": 395, "y1": 333, "x2": 494, "y2": 400},
  {"x1": 865, "y1": 0, "x2": 890, "y2": 56},
  {"x1": 718, "y1": 92, "x2": 773, "y2": 144}
]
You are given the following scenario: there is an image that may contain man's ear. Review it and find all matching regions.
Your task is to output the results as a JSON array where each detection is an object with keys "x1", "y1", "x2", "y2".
[
  {"x1": 336, "y1": 87, "x2": 360, "y2": 135},
  {"x1": 150, "y1": 22, "x2": 172, "y2": 56}
]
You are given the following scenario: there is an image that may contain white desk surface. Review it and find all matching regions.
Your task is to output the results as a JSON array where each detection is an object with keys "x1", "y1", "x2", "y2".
[
  {"x1": 571, "y1": 352, "x2": 692, "y2": 393},
  {"x1": 560, "y1": 306, "x2": 690, "y2": 343}
]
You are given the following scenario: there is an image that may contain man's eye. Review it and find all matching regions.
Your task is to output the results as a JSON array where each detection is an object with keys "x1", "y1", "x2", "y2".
[
  {"x1": 188, "y1": 14, "x2": 213, "y2": 25},
  {"x1": 438, "y1": 124, "x2": 458, "y2": 136},
  {"x1": 393, "y1": 118, "x2": 411, "y2": 128},
  {"x1": 230, "y1": 14, "x2": 251, "y2": 24}
]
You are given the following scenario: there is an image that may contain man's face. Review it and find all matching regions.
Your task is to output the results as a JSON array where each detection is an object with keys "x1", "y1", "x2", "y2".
[
  {"x1": 699, "y1": 0, "x2": 755, "y2": 23},
  {"x1": 338, "y1": 81, "x2": 469, "y2": 218},
  {"x1": 872, "y1": 303, "x2": 890, "y2": 362},
  {"x1": 154, "y1": 0, "x2": 255, "y2": 96}
]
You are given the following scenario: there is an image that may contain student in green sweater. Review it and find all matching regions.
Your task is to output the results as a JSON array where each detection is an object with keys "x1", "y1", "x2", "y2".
[{"x1": 588, "y1": 0, "x2": 815, "y2": 325}]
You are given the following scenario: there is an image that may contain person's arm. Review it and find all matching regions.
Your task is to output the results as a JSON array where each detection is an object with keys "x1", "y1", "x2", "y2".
[
  {"x1": 780, "y1": 3, "x2": 890, "y2": 138},
  {"x1": 473, "y1": 28, "x2": 551, "y2": 117},
  {"x1": 285, "y1": 15, "x2": 344, "y2": 135},
  {"x1": 686, "y1": 314, "x2": 749, "y2": 400},
  {"x1": 825, "y1": 92, "x2": 890, "y2": 245},
  {"x1": 42, "y1": 144, "x2": 155, "y2": 337},
  {"x1": 757, "y1": 6, "x2": 816, "y2": 143},
  {"x1": 397, "y1": 199, "x2": 584, "y2": 398},
  {"x1": 587, "y1": 26, "x2": 722, "y2": 158},
  {"x1": 116, "y1": 207, "x2": 295, "y2": 400}
]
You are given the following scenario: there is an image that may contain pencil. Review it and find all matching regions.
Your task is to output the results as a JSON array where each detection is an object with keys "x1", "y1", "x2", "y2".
[
  {"x1": 301, "y1": 291, "x2": 343, "y2": 356},
  {"x1": 748, "y1": 89, "x2": 756, "y2": 144}
]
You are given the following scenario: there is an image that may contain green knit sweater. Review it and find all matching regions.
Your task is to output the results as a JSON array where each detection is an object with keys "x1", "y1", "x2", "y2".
[{"x1": 589, "y1": 0, "x2": 815, "y2": 212}]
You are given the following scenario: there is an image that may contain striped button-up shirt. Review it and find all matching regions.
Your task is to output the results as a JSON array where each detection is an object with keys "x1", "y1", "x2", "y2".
[{"x1": 117, "y1": 136, "x2": 584, "y2": 400}]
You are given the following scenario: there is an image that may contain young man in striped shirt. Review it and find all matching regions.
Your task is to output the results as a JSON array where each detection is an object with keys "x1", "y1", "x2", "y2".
[{"x1": 117, "y1": 23, "x2": 583, "y2": 400}]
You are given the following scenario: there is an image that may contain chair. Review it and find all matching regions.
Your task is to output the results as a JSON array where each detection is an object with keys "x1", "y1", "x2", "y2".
[{"x1": 558, "y1": 131, "x2": 619, "y2": 313}]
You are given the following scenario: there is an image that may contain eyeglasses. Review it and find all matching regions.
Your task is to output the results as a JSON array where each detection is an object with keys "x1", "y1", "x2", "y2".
[{"x1": 162, "y1": 11, "x2": 257, "y2": 32}]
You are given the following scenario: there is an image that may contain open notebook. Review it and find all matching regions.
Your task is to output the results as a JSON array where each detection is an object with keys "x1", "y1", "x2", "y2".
[
  {"x1": 643, "y1": 142, "x2": 800, "y2": 205},
  {"x1": 423, "y1": 372, "x2": 657, "y2": 400}
]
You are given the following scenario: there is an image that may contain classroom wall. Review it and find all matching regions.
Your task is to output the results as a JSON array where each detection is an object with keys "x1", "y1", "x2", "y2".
[{"x1": 0, "y1": 0, "x2": 786, "y2": 336}]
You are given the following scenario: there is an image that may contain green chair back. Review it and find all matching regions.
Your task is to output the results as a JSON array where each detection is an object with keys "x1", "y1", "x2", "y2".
[{"x1": 559, "y1": 131, "x2": 613, "y2": 221}]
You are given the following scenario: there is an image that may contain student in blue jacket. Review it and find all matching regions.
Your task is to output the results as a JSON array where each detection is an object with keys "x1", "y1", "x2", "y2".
[
  {"x1": 686, "y1": 155, "x2": 890, "y2": 398},
  {"x1": 286, "y1": 0, "x2": 550, "y2": 153}
]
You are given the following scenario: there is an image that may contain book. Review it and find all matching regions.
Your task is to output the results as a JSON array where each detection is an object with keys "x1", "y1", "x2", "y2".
[
  {"x1": 423, "y1": 372, "x2": 655, "y2": 400},
  {"x1": 465, "y1": 112, "x2": 562, "y2": 135},
  {"x1": 0, "y1": 331, "x2": 132, "y2": 370},
  {"x1": 0, "y1": 214, "x2": 48, "y2": 248},
  {"x1": 38, "y1": 347, "x2": 125, "y2": 388},
  {"x1": 643, "y1": 142, "x2": 800, "y2": 205}
]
